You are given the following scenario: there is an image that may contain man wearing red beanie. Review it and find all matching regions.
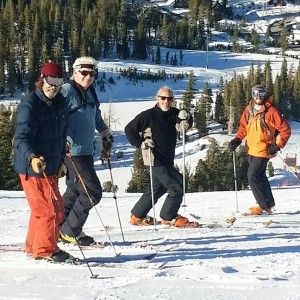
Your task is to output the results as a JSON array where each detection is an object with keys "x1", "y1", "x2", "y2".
[{"x1": 14, "y1": 61, "x2": 76, "y2": 263}]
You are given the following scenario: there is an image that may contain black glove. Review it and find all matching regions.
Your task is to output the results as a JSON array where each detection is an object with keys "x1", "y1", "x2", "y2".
[
  {"x1": 102, "y1": 135, "x2": 114, "y2": 158},
  {"x1": 228, "y1": 138, "x2": 241, "y2": 152},
  {"x1": 268, "y1": 143, "x2": 280, "y2": 155}
]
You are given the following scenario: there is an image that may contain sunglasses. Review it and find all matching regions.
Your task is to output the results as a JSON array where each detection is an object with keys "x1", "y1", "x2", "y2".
[
  {"x1": 158, "y1": 95, "x2": 174, "y2": 101},
  {"x1": 44, "y1": 76, "x2": 63, "y2": 87},
  {"x1": 78, "y1": 70, "x2": 96, "y2": 77},
  {"x1": 253, "y1": 90, "x2": 266, "y2": 99}
]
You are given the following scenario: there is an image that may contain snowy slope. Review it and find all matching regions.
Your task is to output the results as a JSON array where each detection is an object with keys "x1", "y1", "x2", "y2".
[{"x1": 1, "y1": 188, "x2": 300, "y2": 300}]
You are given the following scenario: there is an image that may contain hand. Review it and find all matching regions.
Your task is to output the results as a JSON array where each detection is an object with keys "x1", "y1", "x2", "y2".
[
  {"x1": 178, "y1": 109, "x2": 190, "y2": 120},
  {"x1": 228, "y1": 138, "x2": 241, "y2": 152},
  {"x1": 175, "y1": 120, "x2": 189, "y2": 132},
  {"x1": 268, "y1": 143, "x2": 280, "y2": 155},
  {"x1": 56, "y1": 162, "x2": 67, "y2": 178},
  {"x1": 102, "y1": 134, "x2": 114, "y2": 158},
  {"x1": 30, "y1": 156, "x2": 46, "y2": 173},
  {"x1": 66, "y1": 141, "x2": 71, "y2": 154},
  {"x1": 141, "y1": 138, "x2": 155, "y2": 150}
]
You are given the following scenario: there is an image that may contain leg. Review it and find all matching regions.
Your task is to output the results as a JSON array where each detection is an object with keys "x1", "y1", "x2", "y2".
[
  {"x1": 247, "y1": 155, "x2": 274, "y2": 210},
  {"x1": 61, "y1": 155, "x2": 102, "y2": 237},
  {"x1": 20, "y1": 175, "x2": 63, "y2": 258},
  {"x1": 131, "y1": 166, "x2": 166, "y2": 218},
  {"x1": 158, "y1": 166, "x2": 183, "y2": 220}
]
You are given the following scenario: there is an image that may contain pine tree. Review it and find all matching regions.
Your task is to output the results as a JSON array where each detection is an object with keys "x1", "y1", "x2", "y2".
[
  {"x1": 194, "y1": 97, "x2": 207, "y2": 138},
  {"x1": 155, "y1": 46, "x2": 161, "y2": 64},
  {"x1": 182, "y1": 70, "x2": 196, "y2": 110},
  {"x1": 0, "y1": 105, "x2": 21, "y2": 190},
  {"x1": 126, "y1": 149, "x2": 150, "y2": 193}
]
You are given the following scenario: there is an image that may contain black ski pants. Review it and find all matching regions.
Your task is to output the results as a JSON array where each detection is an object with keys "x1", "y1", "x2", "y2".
[
  {"x1": 131, "y1": 165, "x2": 183, "y2": 221},
  {"x1": 61, "y1": 155, "x2": 102, "y2": 237},
  {"x1": 247, "y1": 155, "x2": 275, "y2": 210}
]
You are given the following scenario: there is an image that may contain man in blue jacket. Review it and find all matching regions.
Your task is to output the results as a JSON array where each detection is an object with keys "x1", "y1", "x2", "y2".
[{"x1": 60, "y1": 57, "x2": 113, "y2": 246}]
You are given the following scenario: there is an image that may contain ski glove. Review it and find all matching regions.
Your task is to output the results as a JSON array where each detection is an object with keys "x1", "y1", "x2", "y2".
[
  {"x1": 100, "y1": 128, "x2": 114, "y2": 158},
  {"x1": 56, "y1": 162, "x2": 67, "y2": 178},
  {"x1": 30, "y1": 156, "x2": 46, "y2": 173},
  {"x1": 228, "y1": 138, "x2": 242, "y2": 152},
  {"x1": 141, "y1": 138, "x2": 155, "y2": 150},
  {"x1": 102, "y1": 135, "x2": 114, "y2": 158},
  {"x1": 178, "y1": 109, "x2": 190, "y2": 120},
  {"x1": 268, "y1": 143, "x2": 280, "y2": 155},
  {"x1": 66, "y1": 141, "x2": 71, "y2": 154},
  {"x1": 176, "y1": 120, "x2": 190, "y2": 133}
]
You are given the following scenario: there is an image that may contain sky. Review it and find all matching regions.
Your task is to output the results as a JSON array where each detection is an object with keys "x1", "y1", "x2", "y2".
[{"x1": 1, "y1": 2, "x2": 300, "y2": 300}]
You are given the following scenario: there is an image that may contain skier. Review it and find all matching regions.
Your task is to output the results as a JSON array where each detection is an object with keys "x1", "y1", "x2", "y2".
[
  {"x1": 125, "y1": 85, "x2": 199, "y2": 227},
  {"x1": 228, "y1": 84, "x2": 291, "y2": 215},
  {"x1": 59, "y1": 56, "x2": 113, "y2": 246},
  {"x1": 13, "y1": 62, "x2": 73, "y2": 262}
]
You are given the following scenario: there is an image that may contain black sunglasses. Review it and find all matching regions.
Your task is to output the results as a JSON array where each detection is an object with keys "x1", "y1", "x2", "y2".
[
  {"x1": 158, "y1": 95, "x2": 174, "y2": 101},
  {"x1": 78, "y1": 70, "x2": 96, "y2": 77}
]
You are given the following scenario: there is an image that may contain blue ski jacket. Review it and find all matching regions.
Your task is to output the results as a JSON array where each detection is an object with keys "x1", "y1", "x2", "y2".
[
  {"x1": 14, "y1": 88, "x2": 68, "y2": 177},
  {"x1": 61, "y1": 79, "x2": 108, "y2": 156}
]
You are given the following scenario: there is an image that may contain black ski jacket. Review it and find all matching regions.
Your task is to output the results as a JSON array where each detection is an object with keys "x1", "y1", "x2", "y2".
[{"x1": 125, "y1": 104, "x2": 192, "y2": 166}]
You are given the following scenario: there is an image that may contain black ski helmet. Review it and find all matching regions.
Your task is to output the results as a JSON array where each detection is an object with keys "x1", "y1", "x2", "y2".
[{"x1": 252, "y1": 84, "x2": 267, "y2": 101}]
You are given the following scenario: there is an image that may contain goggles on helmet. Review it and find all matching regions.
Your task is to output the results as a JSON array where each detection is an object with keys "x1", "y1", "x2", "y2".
[{"x1": 43, "y1": 76, "x2": 64, "y2": 87}]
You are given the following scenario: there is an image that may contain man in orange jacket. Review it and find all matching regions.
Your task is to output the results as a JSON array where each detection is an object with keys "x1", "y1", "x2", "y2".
[{"x1": 228, "y1": 84, "x2": 291, "y2": 215}]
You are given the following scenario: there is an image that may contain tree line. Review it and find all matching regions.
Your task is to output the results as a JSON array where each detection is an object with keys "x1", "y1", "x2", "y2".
[{"x1": 0, "y1": 0, "x2": 253, "y2": 96}]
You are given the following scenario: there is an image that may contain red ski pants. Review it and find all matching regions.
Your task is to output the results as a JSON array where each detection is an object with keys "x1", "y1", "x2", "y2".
[{"x1": 20, "y1": 174, "x2": 64, "y2": 258}]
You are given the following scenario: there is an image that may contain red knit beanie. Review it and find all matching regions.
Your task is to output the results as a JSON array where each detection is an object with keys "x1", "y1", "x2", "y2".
[{"x1": 40, "y1": 62, "x2": 64, "y2": 78}]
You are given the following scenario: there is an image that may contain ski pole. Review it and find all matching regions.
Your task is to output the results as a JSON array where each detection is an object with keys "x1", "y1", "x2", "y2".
[
  {"x1": 107, "y1": 157, "x2": 125, "y2": 242},
  {"x1": 40, "y1": 169, "x2": 100, "y2": 279},
  {"x1": 277, "y1": 153, "x2": 300, "y2": 182},
  {"x1": 149, "y1": 147, "x2": 157, "y2": 231},
  {"x1": 181, "y1": 125, "x2": 187, "y2": 209},
  {"x1": 232, "y1": 151, "x2": 239, "y2": 212},
  {"x1": 66, "y1": 154, "x2": 120, "y2": 256}
]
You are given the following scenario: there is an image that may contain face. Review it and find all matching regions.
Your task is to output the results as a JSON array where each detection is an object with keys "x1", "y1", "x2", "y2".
[
  {"x1": 156, "y1": 88, "x2": 174, "y2": 112},
  {"x1": 42, "y1": 78, "x2": 62, "y2": 99},
  {"x1": 73, "y1": 68, "x2": 96, "y2": 89},
  {"x1": 253, "y1": 90, "x2": 266, "y2": 105}
]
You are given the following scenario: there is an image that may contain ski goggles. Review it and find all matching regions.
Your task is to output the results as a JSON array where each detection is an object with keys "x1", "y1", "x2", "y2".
[
  {"x1": 78, "y1": 70, "x2": 96, "y2": 77},
  {"x1": 43, "y1": 76, "x2": 64, "y2": 87},
  {"x1": 253, "y1": 90, "x2": 266, "y2": 99}
]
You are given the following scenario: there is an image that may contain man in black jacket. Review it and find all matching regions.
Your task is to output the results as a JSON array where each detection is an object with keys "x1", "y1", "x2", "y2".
[{"x1": 125, "y1": 86, "x2": 198, "y2": 228}]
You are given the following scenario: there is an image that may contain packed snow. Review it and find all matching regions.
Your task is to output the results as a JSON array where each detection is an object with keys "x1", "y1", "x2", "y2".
[{"x1": 1, "y1": 5, "x2": 300, "y2": 299}]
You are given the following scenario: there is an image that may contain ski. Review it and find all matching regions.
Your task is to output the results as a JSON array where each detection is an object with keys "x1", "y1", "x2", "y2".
[
  {"x1": 0, "y1": 245, "x2": 25, "y2": 252},
  {"x1": 81, "y1": 252, "x2": 157, "y2": 264},
  {"x1": 189, "y1": 213, "x2": 236, "y2": 228},
  {"x1": 90, "y1": 260, "x2": 168, "y2": 270}
]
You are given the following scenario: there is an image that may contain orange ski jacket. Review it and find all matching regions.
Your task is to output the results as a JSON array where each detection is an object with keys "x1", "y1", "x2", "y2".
[{"x1": 235, "y1": 98, "x2": 291, "y2": 158}]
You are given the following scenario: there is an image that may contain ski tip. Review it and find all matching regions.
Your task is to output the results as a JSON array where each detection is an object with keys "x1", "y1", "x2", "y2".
[
  {"x1": 145, "y1": 253, "x2": 157, "y2": 261},
  {"x1": 226, "y1": 217, "x2": 236, "y2": 224}
]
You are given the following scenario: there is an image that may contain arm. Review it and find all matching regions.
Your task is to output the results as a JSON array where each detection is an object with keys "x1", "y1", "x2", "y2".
[
  {"x1": 14, "y1": 102, "x2": 38, "y2": 163},
  {"x1": 235, "y1": 107, "x2": 249, "y2": 141},
  {"x1": 125, "y1": 111, "x2": 149, "y2": 148},
  {"x1": 271, "y1": 109, "x2": 291, "y2": 148}
]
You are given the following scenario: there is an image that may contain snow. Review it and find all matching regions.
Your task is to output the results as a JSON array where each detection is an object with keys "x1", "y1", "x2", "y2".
[
  {"x1": 1, "y1": 4, "x2": 300, "y2": 299},
  {"x1": 1, "y1": 189, "x2": 300, "y2": 299}
]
